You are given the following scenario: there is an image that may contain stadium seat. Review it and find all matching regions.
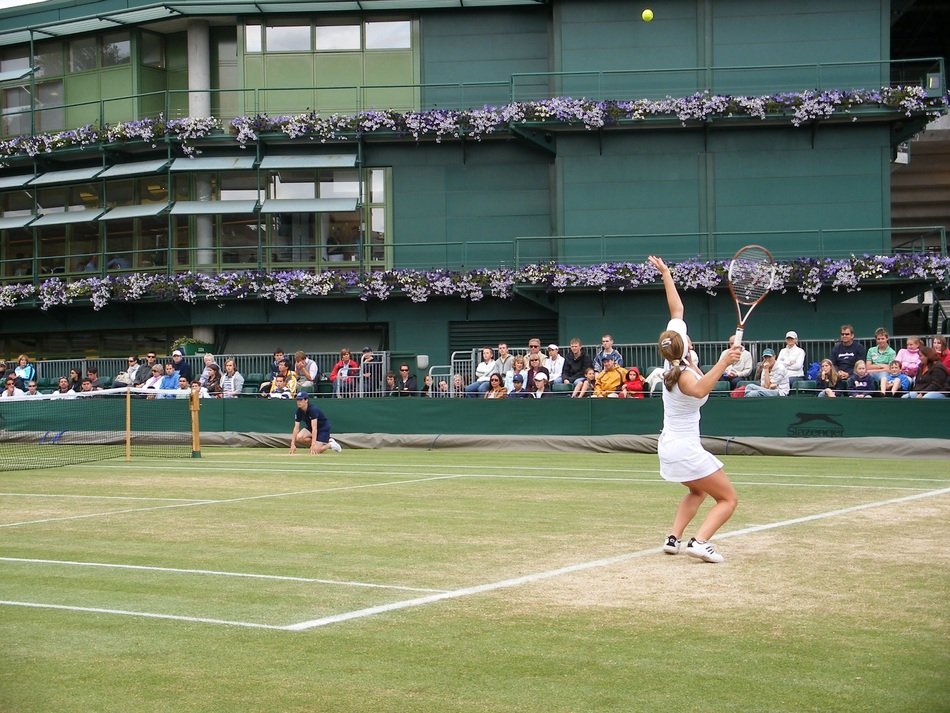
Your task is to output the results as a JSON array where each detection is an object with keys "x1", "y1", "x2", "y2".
[
  {"x1": 244, "y1": 373, "x2": 263, "y2": 389},
  {"x1": 794, "y1": 379, "x2": 817, "y2": 395}
]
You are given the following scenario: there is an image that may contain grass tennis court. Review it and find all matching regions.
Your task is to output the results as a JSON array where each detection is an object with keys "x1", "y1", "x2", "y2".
[{"x1": 1, "y1": 448, "x2": 948, "y2": 712}]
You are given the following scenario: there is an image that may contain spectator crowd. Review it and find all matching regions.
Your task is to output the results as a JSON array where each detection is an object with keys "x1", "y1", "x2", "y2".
[{"x1": 2, "y1": 327, "x2": 948, "y2": 400}]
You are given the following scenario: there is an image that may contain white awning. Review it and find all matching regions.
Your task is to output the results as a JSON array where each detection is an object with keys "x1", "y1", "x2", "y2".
[
  {"x1": 259, "y1": 198, "x2": 358, "y2": 214},
  {"x1": 0, "y1": 214, "x2": 35, "y2": 230},
  {"x1": 170, "y1": 157, "x2": 255, "y2": 172},
  {"x1": 29, "y1": 166, "x2": 104, "y2": 186},
  {"x1": 171, "y1": 200, "x2": 258, "y2": 215},
  {"x1": 99, "y1": 159, "x2": 171, "y2": 179},
  {"x1": 100, "y1": 203, "x2": 170, "y2": 221},
  {"x1": 259, "y1": 154, "x2": 356, "y2": 169},
  {"x1": 0, "y1": 173, "x2": 36, "y2": 190},
  {"x1": 0, "y1": 67, "x2": 33, "y2": 82},
  {"x1": 32, "y1": 209, "x2": 105, "y2": 226}
]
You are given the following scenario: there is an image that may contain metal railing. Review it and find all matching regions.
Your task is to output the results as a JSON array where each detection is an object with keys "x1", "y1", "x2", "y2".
[
  {"x1": 1, "y1": 57, "x2": 943, "y2": 139},
  {"x1": 510, "y1": 58, "x2": 946, "y2": 103},
  {"x1": 3, "y1": 226, "x2": 946, "y2": 288},
  {"x1": 24, "y1": 333, "x2": 942, "y2": 399},
  {"x1": 434, "y1": 333, "x2": 936, "y2": 398},
  {"x1": 29, "y1": 351, "x2": 393, "y2": 398}
]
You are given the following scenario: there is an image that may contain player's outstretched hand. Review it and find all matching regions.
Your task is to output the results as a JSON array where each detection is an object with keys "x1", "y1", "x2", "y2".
[
  {"x1": 648, "y1": 255, "x2": 669, "y2": 274},
  {"x1": 289, "y1": 442, "x2": 297, "y2": 455}
]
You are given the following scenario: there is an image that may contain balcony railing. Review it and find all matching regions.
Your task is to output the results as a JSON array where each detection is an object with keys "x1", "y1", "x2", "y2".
[
  {"x1": 2, "y1": 226, "x2": 945, "y2": 287},
  {"x1": 1, "y1": 57, "x2": 944, "y2": 140}
]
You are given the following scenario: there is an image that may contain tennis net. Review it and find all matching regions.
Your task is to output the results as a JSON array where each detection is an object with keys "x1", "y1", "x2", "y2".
[{"x1": 0, "y1": 387, "x2": 200, "y2": 471}]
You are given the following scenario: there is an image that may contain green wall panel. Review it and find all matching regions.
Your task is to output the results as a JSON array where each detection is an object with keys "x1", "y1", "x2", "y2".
[
  {"x1": 556, "y1": 0, "x2": 699, "y2": 86},
  {"x1": 264, "y1": 55, "x2": 315, "y2": 89},
  {"x1": 712, "y1": 0, "x2": 885, "y2": 92},
  {"x1": 420, "y1": 8, "x2": 549, "y2": 106},
  {"x1": 312, "y1": 54, "x2": 362, "y2": 85},
  {"x1": 557, "y1": 132, "x2": 703, "y2": 258},
  {"x1": 64, "y1": 73, "x2": 102, "y2": 127},
  {"x1": 366, "y1": 142, "x2": 552, "y2": 268},
  {"x1": 711, "y1": 125, "x2": 889, "y2": 251}
]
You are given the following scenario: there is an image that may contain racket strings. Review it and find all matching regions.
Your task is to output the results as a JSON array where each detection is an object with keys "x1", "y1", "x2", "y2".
[
  {"x1": 729, "y1": 246, "x2": 775, "y2": 304},
  {"x1": 730, "y1": 261, "x2": 773, "y2": 303}
]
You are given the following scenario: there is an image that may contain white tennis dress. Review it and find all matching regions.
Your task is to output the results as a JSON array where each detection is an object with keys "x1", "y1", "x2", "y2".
[{"x1": 657, "y1": 319, "x2": 724, "y2": 483}]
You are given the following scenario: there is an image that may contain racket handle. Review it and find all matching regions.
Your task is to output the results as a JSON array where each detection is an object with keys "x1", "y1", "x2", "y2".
[{"x1": 733, "y1": 326, "x2": 744, "y2": 348}]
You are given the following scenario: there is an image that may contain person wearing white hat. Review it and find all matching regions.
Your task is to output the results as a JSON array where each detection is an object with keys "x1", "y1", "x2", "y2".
[
  {"x1": 776, "y1": 330, "x2": 806, "y2": 383},
  {"x1": 528, "y1": 372, "x2": 551, "y2": 398},
  {"x1": 542, "y1": 344, "x2": 565, "y2": 382}
]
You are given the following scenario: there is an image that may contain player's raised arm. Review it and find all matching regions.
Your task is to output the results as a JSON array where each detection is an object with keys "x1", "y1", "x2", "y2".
[{"x1": 648, "y1": 255, "x2": 683, "y2": 320}]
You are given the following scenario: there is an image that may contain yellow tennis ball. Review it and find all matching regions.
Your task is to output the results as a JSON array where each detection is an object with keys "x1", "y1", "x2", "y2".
[{"x1": 642, "y1": 8, "x2": 654, "y2": 22}]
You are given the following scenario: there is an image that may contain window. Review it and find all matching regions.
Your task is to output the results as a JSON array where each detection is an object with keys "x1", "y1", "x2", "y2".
[
  {"x1": 37, "y1": 188, "x2": 66, "y2": 214},
  {"x1": 265, "y1": 25, "x2": 311, "y2": 52},
  {"x1": 35, "y1": 80, "x2": 64, "y2": 133},
  {"x1": 318, "y1": 169, "x2": 359, "y2": 199},
  {"x1": 0, "y1": 47, "x2": 28, "y2": 73},
  {"x1": 1, "y1": 189, "x2": 32, "y2": 217},
  {"x1": 69, "y1": 183, "x2": 100, "y2": 210},
  {"x1": 141, "y1": 33, "x2": 164, "y2": 69},
  {"x1": 245, "y1": 25, "x2": 262, "y2": 53},
  {"x1": 2, "y1": 85, "x2": 30, "y2": 137},
  {"x1": 69, "y1": 37, "x2": 98, "y2": 72},
  {"x1": 365, "y1": 21, "x2": 411, "y2": 50},
  {"x1": 219, "y1": 173, "x2": 261, "y2": 201},
  {"x1": 101, "y1": 32, "x2": 131, "y2": 67},
  {"x1": 34, "y1": 42, "x2": 64, "y2": 78},
  {"x1": 273, "y1": 171, "x2": 316, "y2": 200},
  {"x1": 2, "y1": 227, "x2": 32, "y2": 279},
  {"x1": 245, "y1": 19, "x2": 413, "y2": 54},
  {"x1": 105, "y1": 180, "x2": 134, "y2": 208},
  {"x1": 315, "y1": 25, "x2": 360, "y2": 51}
]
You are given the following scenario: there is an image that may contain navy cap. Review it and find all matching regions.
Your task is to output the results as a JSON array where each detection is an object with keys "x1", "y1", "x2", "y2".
[
  {"x1": 512, "y1": 374, "x2": 524, "y2": 382},
  {"x1": 295, "y1": 391, "x2": 309, "y2": 400}
]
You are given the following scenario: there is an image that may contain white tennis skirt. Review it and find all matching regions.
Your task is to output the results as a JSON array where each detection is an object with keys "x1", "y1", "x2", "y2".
[{"x1": 657, "y1": 431, "x2": 724, "y2": 483}]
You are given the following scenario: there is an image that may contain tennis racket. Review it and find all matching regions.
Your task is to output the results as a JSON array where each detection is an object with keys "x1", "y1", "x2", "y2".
[{"x1": 727, "y1": 244, "x2": 776, "y2": 347}]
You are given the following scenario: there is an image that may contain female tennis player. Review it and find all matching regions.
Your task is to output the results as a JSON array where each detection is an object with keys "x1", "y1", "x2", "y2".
[{"x1": 649, "y1": 255, "x2": 742, "y2": 563}]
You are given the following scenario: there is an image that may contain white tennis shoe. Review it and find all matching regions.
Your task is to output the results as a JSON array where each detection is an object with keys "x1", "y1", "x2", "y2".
[
  {"x1": 328, "y1": 437, "x2": 342, "y2": 453},
  {"x1": 662, "y1": 535, "x2": 681, "y2": 554},
  {"x1": 685, "y1": 538, "x2": 724, "y2": 563}
]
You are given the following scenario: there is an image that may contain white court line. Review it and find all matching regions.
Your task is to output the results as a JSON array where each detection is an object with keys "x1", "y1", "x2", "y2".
[
  {"x1": 0, "y1": 600, "x2": 287, "y2": 630},
  {"x1": 286, "y1": 485, "x2": 950, "y2": 631},
  {"x1": 83, "y1": 459, "x2": 950, "y2": 484},
  {"x1": 4, "y1": 485, "x2": 948, "y2": 631},
  {"x1": 0, "y1": 474, "x2": 464, "y2": 529},
  {"x1": 0, "y1": 557, "x2": 447, "y2": 594},
  {"x1": 0, "y1": 492, "x2": 204, "y2": 502}
]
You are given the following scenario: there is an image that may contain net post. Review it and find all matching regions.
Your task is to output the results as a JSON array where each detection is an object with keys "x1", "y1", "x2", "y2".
[
  {"x1": 190, "y1": 389, "x2": 201, "y2": 458},
  {"x1": 125, "y1": 387, "x2": 132, "y2": 462}
]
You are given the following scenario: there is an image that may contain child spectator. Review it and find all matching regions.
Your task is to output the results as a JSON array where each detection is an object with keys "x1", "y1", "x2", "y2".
[
  {"x1": 816, "y1": 358, "x2": 844, "y2": 397},
  {"x1": 620, "y1": 366, "x2": 646, "y2": 399},
  {"x1": 895, "y1": 337, "x2": 922, "y2": 379},
  {"x1": 571, "y1": 366, "x2": 596, "y2": 398},
  {"x1": 880, "y1": 360, "x2": 912, "y2": 397},
  {"x1": 847, "y1": 360, "x2": 874, "y2": 397}
]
